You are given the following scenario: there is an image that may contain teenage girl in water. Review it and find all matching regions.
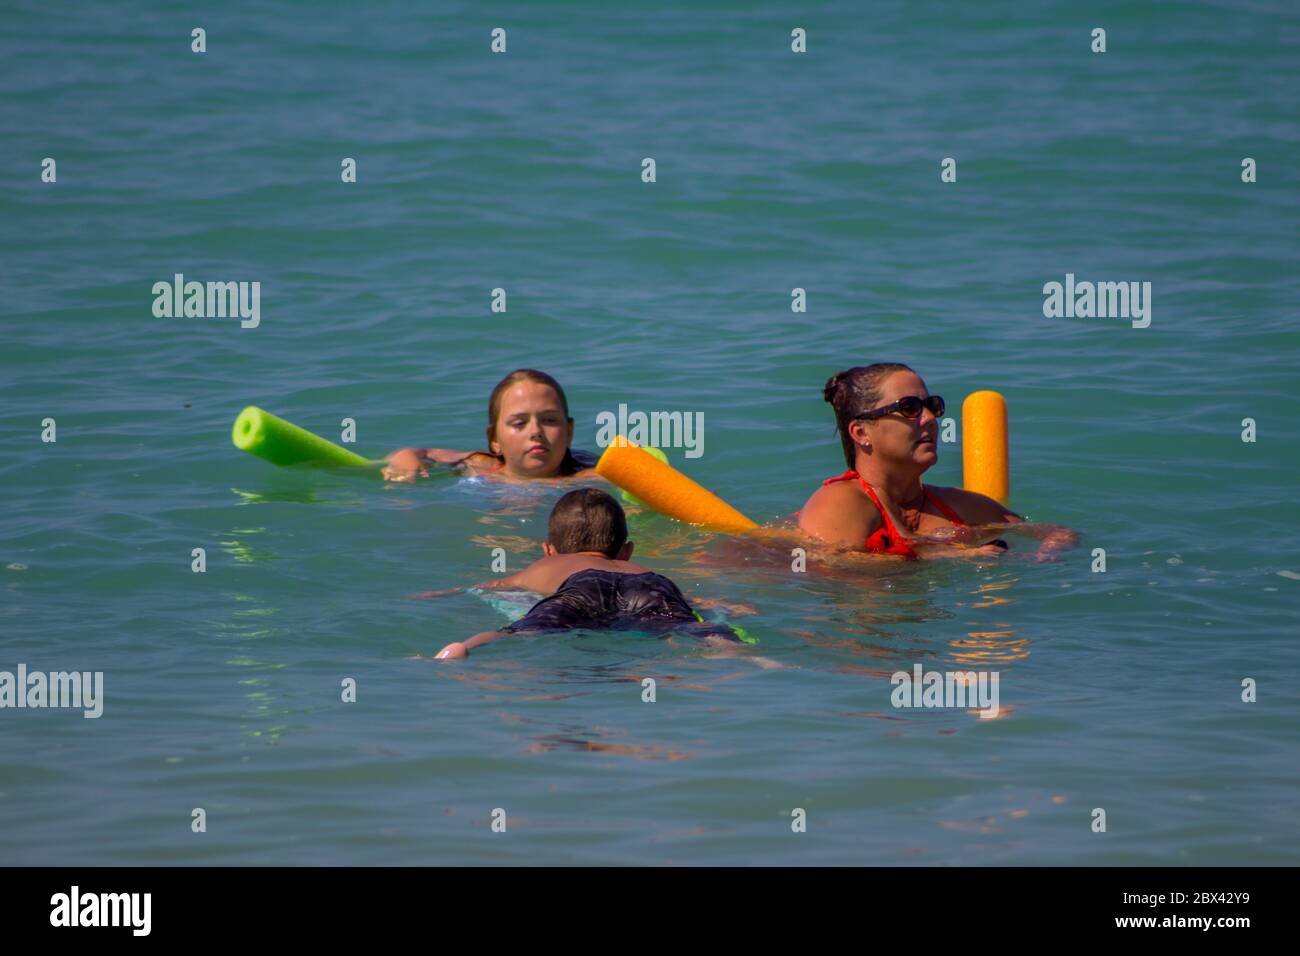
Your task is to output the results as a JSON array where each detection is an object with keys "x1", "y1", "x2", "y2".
[
  {"x1": 382, "y1": 369, "x2": 599, "y2": 482},
  {"x1": 798, "y1": 363, "x2": 1076, "y2": 561}
]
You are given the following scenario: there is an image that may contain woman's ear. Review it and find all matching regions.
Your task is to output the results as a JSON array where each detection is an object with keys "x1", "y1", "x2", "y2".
[
  {"x1": 848, "y1": 418, "x2": 872, "y2": 450},
  {"x1": 617, "y1": 541, "x2": 634, "y2": 560},
  {"x1": 486, "y1": 425, "x2": 500, "y2": 456},
  {"x1": 542, "y1": 541, "x2": 557, "y2": 557}
]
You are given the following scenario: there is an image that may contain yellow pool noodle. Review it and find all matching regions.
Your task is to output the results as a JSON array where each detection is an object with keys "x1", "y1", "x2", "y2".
[
  {"x1": 962, "y1": 390, "x2": 1009, "y2": 503},
  {"x1": 596, "y1": 438, "x2": 758, "y2": 534},
  {"x1": 620, "y1": 445, "x2": 669, "y2": 507}
]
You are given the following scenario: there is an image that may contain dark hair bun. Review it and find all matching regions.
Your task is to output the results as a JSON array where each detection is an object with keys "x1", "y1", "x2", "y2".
[{"x1": 823, "y1": 373, "x2": 844, "y2": 405}]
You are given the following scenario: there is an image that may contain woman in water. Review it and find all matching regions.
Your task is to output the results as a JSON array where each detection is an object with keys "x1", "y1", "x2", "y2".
[
  {"x1": 798, "y1": 363, "x2": 1075, "y2": 560},
  {"x1": 382, "y1": 369, "x2": 599, "y2": 482}
]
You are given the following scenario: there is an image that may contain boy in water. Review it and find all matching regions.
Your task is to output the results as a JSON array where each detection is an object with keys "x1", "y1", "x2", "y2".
[{"x1": 435, "y1": 489, "x2": 747, "y2": 659}]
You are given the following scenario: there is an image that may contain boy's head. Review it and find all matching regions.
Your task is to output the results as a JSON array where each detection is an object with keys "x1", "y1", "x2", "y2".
[{"x1": 545, "y1": 488, "x2": 630, "y2": 559}]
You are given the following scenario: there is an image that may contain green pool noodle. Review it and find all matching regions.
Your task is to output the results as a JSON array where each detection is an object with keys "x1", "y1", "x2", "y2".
[
  {"x1": 232, "y1": 406, "x2": 374, "y2": 468},
  {"x1": 730, "y1": 624, "x2": 756, "y2": 645},
  {"x1": 692, "y1": 610, "x2": 756, "y2": 645},
  {"x1": 620, "y1": 446, "x2": 669, "y2": 507}
]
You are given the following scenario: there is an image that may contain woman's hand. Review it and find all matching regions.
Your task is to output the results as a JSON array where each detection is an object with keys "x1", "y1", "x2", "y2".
[
  {"x1": 911, "y1": 539, "x2": 1008, "y2": 559},
  {"x1": 1031, "y1": 528, "x2": 1078, "y2": 563},
  {"x1": 382, "y1": 448, "x2": 429, "y2": 482}
]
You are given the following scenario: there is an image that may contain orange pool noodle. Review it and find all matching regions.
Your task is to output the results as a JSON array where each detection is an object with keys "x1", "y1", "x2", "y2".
[
  {"x1": 962, "y1": 390, "x2": 1010, "y2": 504},
  {"x1": 596, "y1": 438, "x2": 758, "y2": 534}
]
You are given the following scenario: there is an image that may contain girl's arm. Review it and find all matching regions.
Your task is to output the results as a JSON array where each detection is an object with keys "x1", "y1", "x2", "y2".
[{"x1": 381, "y1": 447, "x2": 473, "y2": 482}]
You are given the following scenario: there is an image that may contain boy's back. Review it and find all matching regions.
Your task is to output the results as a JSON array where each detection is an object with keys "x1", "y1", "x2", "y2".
[
  {"x1": 436, "y1": 487, "x2": 741, "y2": 658},
  {"x1": 501, "y1": 562, "x2": 708, "y2": 636},
  {"x1": 487, "y1": 551, "x2": 654, "y2": 596}
]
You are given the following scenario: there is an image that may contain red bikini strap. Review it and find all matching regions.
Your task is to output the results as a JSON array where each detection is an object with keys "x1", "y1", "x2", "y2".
[
  {"x1": 823, "y1": 472, "x2": 966, "y2": 532},
  {"x1": 923, "y1": 487, "x2": 966, "y2": 526},
  {"x1": 822, "y1": 470, "x2": 905, "y2": 537},
  {"x1": 821, "y1": 470, "x2": 859, "y2": 486},
  {"x1": 853, "y1": 475, "x2": 907, "y2": 540}
]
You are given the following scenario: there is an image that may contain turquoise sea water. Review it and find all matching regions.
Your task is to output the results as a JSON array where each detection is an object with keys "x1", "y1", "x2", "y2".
[{"x1": 2, "y1": 1, "x2": 1298, "y2": 865}]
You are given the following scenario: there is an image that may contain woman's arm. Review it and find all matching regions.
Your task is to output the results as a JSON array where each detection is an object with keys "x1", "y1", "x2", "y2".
[
  {"x1": 938, "y1": 487, "x2": 1023, "y2": 525},
  {"x1": 939, "y1": 488, "x2": 1078, "y2": 561},
  {"x1": 1009, "y1": 523, "x2": 1080, "y2": 562}
]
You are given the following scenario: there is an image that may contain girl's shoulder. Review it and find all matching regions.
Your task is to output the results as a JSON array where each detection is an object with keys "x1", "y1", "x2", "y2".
[{"x1": 567, "y1": 448, "x2": 599, "y2": 471}]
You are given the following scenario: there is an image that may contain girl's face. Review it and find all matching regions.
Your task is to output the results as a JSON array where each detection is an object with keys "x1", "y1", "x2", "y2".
[
  {"x1": 489, "y1": 381, "x2": 575, "y2": 478},
  {"x1": 848, "y1": 370, "x2": 940, "y2": 470}
]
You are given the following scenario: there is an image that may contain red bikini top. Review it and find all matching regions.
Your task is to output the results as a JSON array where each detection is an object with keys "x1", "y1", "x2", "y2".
[{"x1": 822, "y1": 470, "x2": 966, "y2": 559}]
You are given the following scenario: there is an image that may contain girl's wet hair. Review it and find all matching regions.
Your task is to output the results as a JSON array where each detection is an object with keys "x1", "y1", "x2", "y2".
[
  {"x1": 484, "y1": 368, "x2": 585, "y2": 475},
  {"x1": 548, "y1": 488, "x2": 628, "y2": 558},
  {"x1": 823, "y1": 363, "x2": 915, "y2": 468}
]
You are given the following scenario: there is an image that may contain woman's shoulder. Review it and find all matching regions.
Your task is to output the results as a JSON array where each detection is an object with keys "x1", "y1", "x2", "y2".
[
  {"x1": 798, "y1": 474, "x2": 880, "y2": 544},
  {"x1": 805, "y1": 474, "x2": 866, "y2": 506}
]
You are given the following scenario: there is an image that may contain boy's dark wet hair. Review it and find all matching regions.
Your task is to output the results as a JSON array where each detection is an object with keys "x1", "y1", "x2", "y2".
[{"x1": 547, "y1": 488, "x2": 628, "y2": 558}]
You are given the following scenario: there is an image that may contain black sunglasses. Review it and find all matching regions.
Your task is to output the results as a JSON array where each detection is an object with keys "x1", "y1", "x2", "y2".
[{"x1": 856, "y1": 395, "x2": 945, "y2": 421}]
